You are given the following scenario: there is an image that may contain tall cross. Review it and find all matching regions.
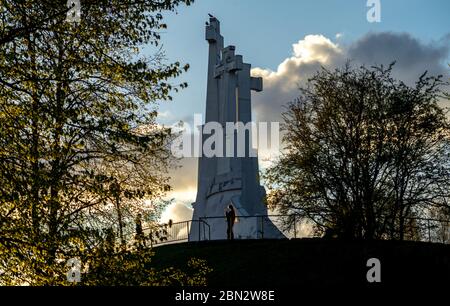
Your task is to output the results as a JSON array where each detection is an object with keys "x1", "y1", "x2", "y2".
[
  {"x1": 214, "y1": 46, "x2": 243, "y2": 124},
  {"x1": 214, "y1": 46, "x2": 243, "y2": 78}
]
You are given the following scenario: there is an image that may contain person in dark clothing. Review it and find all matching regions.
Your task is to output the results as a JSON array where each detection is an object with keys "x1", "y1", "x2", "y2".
[
  {"x1": 135, "y1": 213, "x2": 145, "y2": 248},
  {"x1": 225, "y1": 204, "x2": 236, "y2": 240}
]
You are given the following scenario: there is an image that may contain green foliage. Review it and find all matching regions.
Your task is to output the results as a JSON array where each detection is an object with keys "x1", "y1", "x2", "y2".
[
  {"x1": 147, "y1": 258, "x2": 213, "y2": 286},
  {"x1": 265, "y1": 63, "x2": 450, "y2": 240},
  {"x1": 0, "y1": 0, "x2": 208, "y2": 285},
  {"x1": 82, "y1": 247, "x2": 211, "y2": 286}
]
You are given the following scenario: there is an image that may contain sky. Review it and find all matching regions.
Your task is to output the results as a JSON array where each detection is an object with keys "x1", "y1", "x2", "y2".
[{"x1": 149, "y1": 0, "x2": 450, "y2": 223}]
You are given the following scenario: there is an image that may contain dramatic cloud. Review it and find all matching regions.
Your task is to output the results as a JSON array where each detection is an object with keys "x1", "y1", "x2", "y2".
[
  {"x1": 252, "y1": 32, "x2": 449, "y2": 124},
  {"x1": 160, "y1": 201, "x2": 193, "y2": 223},
  {"x1": 159, "y1": 157, "x2": 197, "y2": 222},
  {"x1": 251, "y1": 34, "x2": 344, "y2": 123},
  {"x1": 348, "y1": 32, "x2": 449, "y2": 85}
]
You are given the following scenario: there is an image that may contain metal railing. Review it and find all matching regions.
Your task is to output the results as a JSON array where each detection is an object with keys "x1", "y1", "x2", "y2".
[
  {"x1": 124, "y1": 215, "x2": 449, "y2": 246},
  {"x1": 196, "y1": 214, "x2": 317, "y2": 240},
  {"x1": 137, "y1": 219, "x2": 211, "y2": 247},
  {"x1": 399, "y1": 217, "x2": 450, "y2": 244}
]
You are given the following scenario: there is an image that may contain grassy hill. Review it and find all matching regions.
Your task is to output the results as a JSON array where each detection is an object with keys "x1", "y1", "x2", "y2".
[{"x1": 151, "y1": 239, "x2": 450, "y2": 287}]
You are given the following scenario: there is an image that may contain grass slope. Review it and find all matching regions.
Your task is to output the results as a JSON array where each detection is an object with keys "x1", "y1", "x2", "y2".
[{"x1": 151, "y1": 239, "x2": 450, "y2": 287}]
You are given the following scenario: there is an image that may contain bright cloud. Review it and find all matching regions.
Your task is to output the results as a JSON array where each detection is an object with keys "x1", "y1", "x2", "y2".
[
  {"x1": 292, "y1": 34, "x2": 342, "y2": 62},
  {"x1": 160, "y1": 201, "x2": 193, "y2": 223},
  {"x1": 159, "y1": 157, "x2": 197, "y2": 223},
  {"x1": 251, "y1": 31, "x2": 449, "y2": 125}
]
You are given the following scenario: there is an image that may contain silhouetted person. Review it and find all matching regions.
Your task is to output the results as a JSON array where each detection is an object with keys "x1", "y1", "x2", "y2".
[
  {"x1": 225, "y1": 204, "x2": 236, "y2": 240},
  {"x1": 135, "y1": 213, "x2": 145, "y2": 248}
]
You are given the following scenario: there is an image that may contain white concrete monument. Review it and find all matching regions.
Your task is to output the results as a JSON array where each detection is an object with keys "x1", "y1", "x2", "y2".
[{"x1": 189, "y1": 16, "x2": 284, "y2": 241}]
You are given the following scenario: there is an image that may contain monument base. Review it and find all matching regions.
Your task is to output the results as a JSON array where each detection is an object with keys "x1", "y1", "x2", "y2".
[{"x1": 189, "y1": 195, "x2": 285, "y2": 241}]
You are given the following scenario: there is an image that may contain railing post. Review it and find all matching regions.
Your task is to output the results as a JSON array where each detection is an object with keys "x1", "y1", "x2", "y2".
[
  {"x1": 294, "y1": 215, "x2": 297, "y2": 239},
  {"x1": 202, "y1": 220, "x2": 205, "y2": 240},
  {"x1": 443, "y1": 222, "x2": 445, "y2": 244},
  {"x1": 187, "y1": 221, "x2": 190, "y2": 242},
  {"x1": 198, "y1": 218, "x2": 201, "y2": 241},
  {"x1": 260, "y1": 216, "x2": 264, "y2": 239},
  {"x1": 427, "y1": 219, "x2": 431, "y2": 243},
  {"x1": 447, "y1": 221, "x2": 450, "y2": 244},
  {"x1": 448, "y1": 221, "x2": 450, "y2": 244},
  {"x1": 150, "y1": 229, "x2": 153, "y2": 248}
]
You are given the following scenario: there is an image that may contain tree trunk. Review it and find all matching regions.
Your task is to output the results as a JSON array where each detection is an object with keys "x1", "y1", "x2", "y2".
[
  {"x1": 48, "y1": 36, "x2": 65, "y2": 264},
  {"x1": 26, "y1": 29, "x2": 40, "y2": 240},
  {"x1": 116, "y1": 194, "x2": 126, "y2": 248}
]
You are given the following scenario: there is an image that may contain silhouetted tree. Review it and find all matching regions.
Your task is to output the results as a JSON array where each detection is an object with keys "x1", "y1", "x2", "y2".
[
  {"x1": 0, "y1": 0, "x2": 197, "y2": 284},
  {"x1": 0, "y1": 1, "x2": 73, "y2": 45},
  {"x1": 265, "y1": 63, "x2": 450, "y2": 240}
]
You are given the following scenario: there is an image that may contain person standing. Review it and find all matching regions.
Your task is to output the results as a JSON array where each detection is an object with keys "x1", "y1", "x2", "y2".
[
  {"x1": 225, "y1": 204, "x2": 236, "y2": 240},
  {"x1": 135, "y1": 213, "x2": 145, "y2": 248}
]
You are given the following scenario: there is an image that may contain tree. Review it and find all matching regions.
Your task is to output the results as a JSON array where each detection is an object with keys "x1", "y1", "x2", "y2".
[
  {"x1": 0, "y1": 0, "x2": 74, "y2": 45},
  {"x1": 265, "y1": 63, "x2": 450, "y2": 240},
  {"x1": 0, "y1": 0, "x2": 202, "y2": 284}
]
